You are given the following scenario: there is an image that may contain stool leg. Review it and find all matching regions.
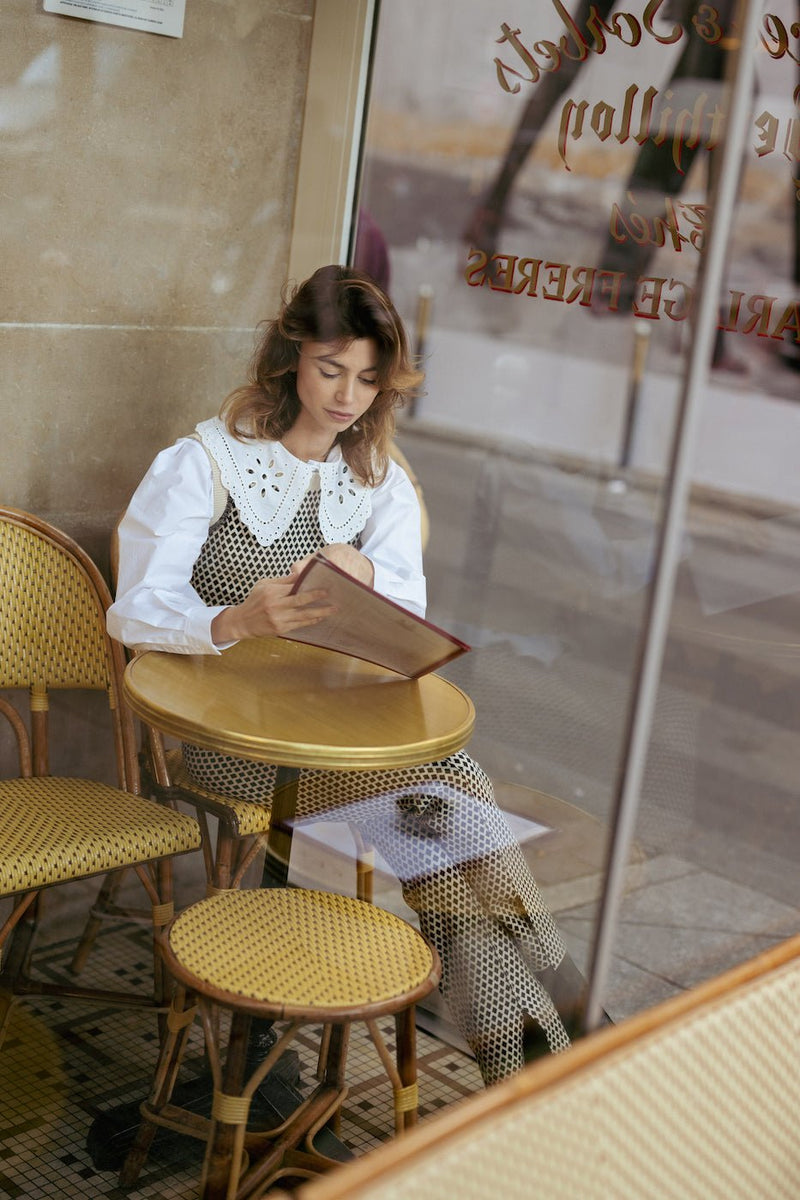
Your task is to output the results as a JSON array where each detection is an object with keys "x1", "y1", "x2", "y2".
[
  {"x1": 394, "y1": 1006, "x2": 419, "y2": 1132},
  {"x1": 200, "y1": 1009, "x2": 252, "y2": 1200},
  {"x1": 313, "y1": 1022, "x2": 347, "y2": 1137},
  {"x1": 119, "y1": 987, "x2": 198, "y2": 1187},
  {"x1": 365, "y1": 1010, "x2": 420, "y2": 1136},
  {"x1": 316, "y1": 1023, "x2": 332, "y2": 1081},
  {"x1": 300, "y1": 1022, "x2": 349, "y2": 1151},
  {"x1": 319, "y1": 1022, "x2": 349, "y2": 1092}
]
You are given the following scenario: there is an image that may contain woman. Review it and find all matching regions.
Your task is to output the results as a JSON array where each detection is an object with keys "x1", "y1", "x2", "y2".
[{"x1": 108, "y1": 264, "x2": 588, "y2": 1085}]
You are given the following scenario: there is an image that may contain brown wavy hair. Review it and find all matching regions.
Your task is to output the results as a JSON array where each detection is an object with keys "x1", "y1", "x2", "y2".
[{"x1": 221, "y1": 265, "x2": 424, "y2": 486}]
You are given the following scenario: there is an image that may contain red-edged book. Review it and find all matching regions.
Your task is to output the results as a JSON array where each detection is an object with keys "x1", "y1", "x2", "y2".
[{"x1": 285, "y1": 552, "x2": 470, "y2": 678}]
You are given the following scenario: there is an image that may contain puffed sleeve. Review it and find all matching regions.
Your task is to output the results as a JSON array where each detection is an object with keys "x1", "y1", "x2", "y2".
[
  {"x1": 107, "y1": 438, "x2": 230, "y2": 654},
  {"x1": 359, "y1": 458, "x2": 427, "y2": 618}
]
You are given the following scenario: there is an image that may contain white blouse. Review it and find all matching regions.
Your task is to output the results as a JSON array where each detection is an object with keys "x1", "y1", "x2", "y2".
[{"x1": 107, "y1": 423, "x2": 427, "y2": 655}]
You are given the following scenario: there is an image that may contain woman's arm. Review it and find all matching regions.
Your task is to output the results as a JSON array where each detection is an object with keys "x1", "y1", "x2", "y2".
[
  {"x1": 108, "y1": 438, "x2": 335, "y2": 653},
  {"x1": 107, "y1": 439, "x2": 230, "y2": 654},
  {"x1": 358, "y1": 458, "x2": 427, "y2": 617}
]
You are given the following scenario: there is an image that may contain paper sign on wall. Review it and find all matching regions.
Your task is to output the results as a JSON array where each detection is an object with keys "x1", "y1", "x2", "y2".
[{"x1": 44, "y1": 0, "x2": 186, "y2": 39}]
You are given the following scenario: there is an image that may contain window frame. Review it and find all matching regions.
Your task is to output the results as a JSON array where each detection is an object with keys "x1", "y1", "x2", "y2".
[{"x1": 287, "y1": 0, "x2": 377, "y2": 283}]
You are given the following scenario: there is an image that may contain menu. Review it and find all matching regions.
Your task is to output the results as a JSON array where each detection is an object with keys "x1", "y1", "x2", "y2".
[{"x1": 285, "y1": 553, "x2": 470, "y2": 678}]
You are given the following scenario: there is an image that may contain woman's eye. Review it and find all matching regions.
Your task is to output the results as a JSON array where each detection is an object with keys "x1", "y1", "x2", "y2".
[{"x1": 320, "y1": 369, "x2": 338, "y2": 380}]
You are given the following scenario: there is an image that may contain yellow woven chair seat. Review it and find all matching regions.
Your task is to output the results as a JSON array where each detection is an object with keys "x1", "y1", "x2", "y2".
[
  {"x1": 164, "y1": 748, "x2": 271, "y2": 838},
  {"x1": 166, "y1": 889, "x2": 436, "y2": 1016},
  {"x1": 0, "y1": 777, "x2": 201, "y2": 895}
]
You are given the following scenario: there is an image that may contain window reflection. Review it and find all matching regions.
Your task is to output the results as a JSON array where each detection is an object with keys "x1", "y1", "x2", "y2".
[{"x1": 354, "y1": 0, "x2": 800, "y2": 1045}]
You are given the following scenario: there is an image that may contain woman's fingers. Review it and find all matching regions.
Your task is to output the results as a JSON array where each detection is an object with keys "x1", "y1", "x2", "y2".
[
  {"x1": 214, "y1": 577, "x2": 337, "y2": 643},
  {"x1": 262, "y1": 584, "x2": 335, "y2": 634},
  {"x1": 316, "y1": 544, "x2": 374, "y2": 587},
  {"x1": 282, "y1": 589, "x2": 336, "y2": 631}
]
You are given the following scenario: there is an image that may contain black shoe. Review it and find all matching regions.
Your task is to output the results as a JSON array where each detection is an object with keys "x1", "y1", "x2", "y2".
[
  {"x1": 522, "y1": 1015, "x2": 552, "y2": 1064},
  {"x1": 531, "y1": 952, "x2": 615, "y2": 1051}
]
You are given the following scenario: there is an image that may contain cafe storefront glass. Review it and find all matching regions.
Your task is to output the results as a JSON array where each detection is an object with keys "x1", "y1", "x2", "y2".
[{"x1": 292, "y1": 0, "x2": 800, "y2": 1041}]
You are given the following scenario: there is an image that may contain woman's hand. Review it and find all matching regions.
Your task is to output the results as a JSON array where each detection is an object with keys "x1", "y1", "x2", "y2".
[
  {"x1": 291, "y1": 544, "x2": 375, "y2": 588},
  {"x1": 211, "y1": 577, "x2": 335, "y2": 646}
]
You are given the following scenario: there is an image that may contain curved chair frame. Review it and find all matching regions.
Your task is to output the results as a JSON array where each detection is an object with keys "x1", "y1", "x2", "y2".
[{"x1": 0, "y1": 506, "x2": 201, "y2": 1046}]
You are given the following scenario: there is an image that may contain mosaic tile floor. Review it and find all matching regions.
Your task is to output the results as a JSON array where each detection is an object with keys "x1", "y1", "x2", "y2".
[{"x1": 0, "y1": 922, "x2": 483, "y2": 1199}]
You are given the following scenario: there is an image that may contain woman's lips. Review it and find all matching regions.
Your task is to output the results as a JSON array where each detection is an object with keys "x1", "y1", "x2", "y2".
[{"x1": 326, "y1": 410, "x2": 354, "y2": 423}]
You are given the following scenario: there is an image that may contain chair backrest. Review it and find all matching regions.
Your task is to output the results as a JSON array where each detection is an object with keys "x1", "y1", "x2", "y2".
[
  {"x1": 0, "y1": 506, "x2": 137, "y2": 787},
  {"x1": 287, "y1": 934, "x2": 800, "y2": 1200}
]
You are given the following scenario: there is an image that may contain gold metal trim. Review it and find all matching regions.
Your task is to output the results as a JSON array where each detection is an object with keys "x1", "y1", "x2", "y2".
[{"x1": 123, "y1": 639, "x2": 474, "y2": 772}]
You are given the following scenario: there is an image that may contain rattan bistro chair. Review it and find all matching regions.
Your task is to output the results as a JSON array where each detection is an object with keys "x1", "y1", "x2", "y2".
[
  {"x1": 68, "y1": 518, "x2": 279, "y2": 977},
  {"x1": 120, "y1": 887, "x2": 441, "y2": 1199},
  {"x1": 0, "y1": 506, "x2": 201, "y2": 1046},
  {"x1": 282, "y1": 935, "x2": 800, "y2": 1200}
]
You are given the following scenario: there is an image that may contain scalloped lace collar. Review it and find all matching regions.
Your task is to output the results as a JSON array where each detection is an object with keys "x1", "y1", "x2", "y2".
[{"x1": 196, "y1": 417, "x2": 372, "y2": 546}]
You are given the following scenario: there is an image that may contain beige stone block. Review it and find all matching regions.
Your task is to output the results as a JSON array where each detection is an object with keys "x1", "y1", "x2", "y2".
[
  {"x1": 2, "y1": 0, "x2": 313, "y2": 328},
  {"x1": 0, "y1": 323, "x2": 259, "y2": 567}
]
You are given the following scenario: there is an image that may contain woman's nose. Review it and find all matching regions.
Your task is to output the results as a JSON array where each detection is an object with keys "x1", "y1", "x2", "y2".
[{"x1": 337, "y1": 375, "x2": 356, "y2": 404}]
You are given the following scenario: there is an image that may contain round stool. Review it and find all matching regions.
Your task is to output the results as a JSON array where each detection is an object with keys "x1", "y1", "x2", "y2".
[{"x1": 119, "y1": 888, "x2": 441, "y2": 1199}]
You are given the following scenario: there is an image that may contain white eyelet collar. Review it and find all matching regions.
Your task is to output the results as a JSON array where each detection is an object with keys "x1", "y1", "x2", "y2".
[{"x1": 196, "y1": 417, "x2": 372, "y2": 546}]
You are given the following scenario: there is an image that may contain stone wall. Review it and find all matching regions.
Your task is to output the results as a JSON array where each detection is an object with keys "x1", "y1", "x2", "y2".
[{"x1": 2, "y1": 0, "x2": 314, "y2": 577}]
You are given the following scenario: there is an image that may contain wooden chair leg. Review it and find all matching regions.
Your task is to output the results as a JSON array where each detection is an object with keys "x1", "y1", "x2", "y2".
[
  {"x1": 0, "y1": 987, "x2": 16, "y2": 1052},
  {"x1": 229, "y1": 832, "x2": 270, "y2": 892},
  {"x1": 0, "y1": 896, "x2": 39, "y2": 1051},
  {"x1": 69, "y1": 868, "x2": 131, "y2": 974},
  {"x1": 316, "y1": 1024, "x2": 333, "y2": 1082},
  {"x1": 349, "y1": 825, "x2": 375, "y2": 904},
  {"x1": 210, "y1": 825, "x2": 236, "y2": 893},
  {"x1": 0, "y1": 895, "x2": 40, "y2": 984}
]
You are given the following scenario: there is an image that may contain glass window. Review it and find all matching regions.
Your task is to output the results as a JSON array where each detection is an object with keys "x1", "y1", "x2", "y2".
[{"x1": 351, "y1": 0, "x2": 800, "y2": 1039}]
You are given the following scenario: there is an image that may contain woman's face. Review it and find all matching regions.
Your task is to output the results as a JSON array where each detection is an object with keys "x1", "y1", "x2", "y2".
[{"x1": 294, "y1": 338, "x2": 379, "y2": 448}]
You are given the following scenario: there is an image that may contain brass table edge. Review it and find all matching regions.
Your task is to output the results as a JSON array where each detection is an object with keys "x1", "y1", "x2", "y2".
[{"x1": 123, "y1": 685, "x2": 475, "y2": 771}]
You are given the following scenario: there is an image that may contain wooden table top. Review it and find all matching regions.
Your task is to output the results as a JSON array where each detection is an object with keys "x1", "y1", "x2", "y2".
[{"x1": 123, "y1": 637, "x2": 475, "y2": 771}]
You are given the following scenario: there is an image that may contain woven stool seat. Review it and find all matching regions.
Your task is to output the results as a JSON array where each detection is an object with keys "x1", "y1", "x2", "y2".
[
  {"x1": 121, "y1": 888, "x2": 441, "y2": 1199},
  {"x1": 0, "y1": 776, "x2": 199, "y2": 895},
  {"x1": 166, "y1": 889, "x2": 436, "y2": 1016}
]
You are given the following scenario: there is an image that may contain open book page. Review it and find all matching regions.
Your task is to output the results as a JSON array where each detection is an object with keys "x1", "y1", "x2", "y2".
[{"x1": 285, "y1": 553, "x2": 470, "y2": 678}]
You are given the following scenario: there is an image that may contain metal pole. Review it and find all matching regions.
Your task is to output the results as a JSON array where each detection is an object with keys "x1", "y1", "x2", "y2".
[
  {"x1": 617, "y1": 319, "x2": 652, "y2": 471},
  {"x1": 408, "y1": 283, "x2": 433, "y2": 418},
  {"x1": 584, "y1": 0, "x2": 763, "y2": 1031}
]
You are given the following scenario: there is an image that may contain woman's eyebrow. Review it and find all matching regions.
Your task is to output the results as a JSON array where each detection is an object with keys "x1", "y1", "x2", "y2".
[{"x1": 316, "y1": 352, "x2": 378, "y2": 374}]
